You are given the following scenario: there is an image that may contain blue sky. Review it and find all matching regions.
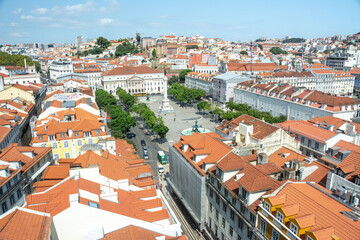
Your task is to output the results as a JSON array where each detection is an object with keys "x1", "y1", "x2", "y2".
[{"x1": 0, "y1": 0, "x2": 359, "y2": 44}]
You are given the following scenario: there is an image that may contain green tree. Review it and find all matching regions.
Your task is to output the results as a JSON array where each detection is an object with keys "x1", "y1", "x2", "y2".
[
  {"x1": 212, "y1": 107, "x2": 224, "y2": 121},
  {"x1": 0, "y1": 51, "x2": 41, "y2": 72},
  {"x1": 282, "y1": 38, "x2": 305, "y2": 43},
  {"x1": 152, "y1": 48, "x2": 157, "y2": 58},
  {"x1": 153, "y1": 123, "x2": 169, "y2": 140},
  {"x1": 258, "y1": 44, "x2": 263, "y2": 51},
  {"x1": 96, "y1": 36, "x2": 111, "y2": 49},
  {"x1": 116, "y1": 87, "x2": 136, "y2": 108},
  {"x1": 168, "y1": 76, "x2": 179, "y2": 86},
  {"x1": 115, "y1": 40, "x2": 139, "y2": 57},
  {"x1": 136, "y1": 33, "x2": 141, "y2": 44},
  {"x1": 240, "y1": 50, "x2": 248, "y2": 55},
  {"x1": 197, "y1": 101, "x2": 211, "y2": 114},
  {"x1": 179, "y1": 69, "x2": 192, "y2": 81},
  {"x1": 270, "y1": 47, "x2": 287, "y2": 55},
  {"x1": 186, "y1": 45, "x2": 199, "y2": 50}
]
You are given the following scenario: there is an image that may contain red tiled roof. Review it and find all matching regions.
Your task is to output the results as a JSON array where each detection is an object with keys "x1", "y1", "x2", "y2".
[
  {"x1": 264, "y1": 182, "x2": 360, "y2": 239},
  {"x1": 103, "y1": 66, "x2": 160, "y2": 76},
  {"x1": 0, "y1": 208, "x2": 52, "y2": 240}
]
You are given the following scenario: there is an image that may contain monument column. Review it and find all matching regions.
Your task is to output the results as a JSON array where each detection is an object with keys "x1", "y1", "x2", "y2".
[{"x1": 159, "y1": 71, "x2": 174, "y2": 113}]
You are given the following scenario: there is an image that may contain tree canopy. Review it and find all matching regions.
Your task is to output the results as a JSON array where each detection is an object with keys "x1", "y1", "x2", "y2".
[
  {"x1": 116, "y1": 87, "x2": 136, "y2": 108},
  {"x1": 168, "y1": 76, "x2": 179, "y2": 86},
  {"x1": 179, "y1": 69, "x2": 192, "y2": 81},
  {"x1": 96, "y1": 37, "x2": 111, "y2": 49},
  {"x1": 95, "y1": 89, "x2": 116, "y2": 109},
  {"x1": 270, "y1": 47, "x2": 287, "y2": 55},
  {"x1": 136, "y1": 33, "x2": 141, "y2": 44},
  {"x1": 130, "y1": 103, "x2": 169, "y2": 140},
  {"x1": 282, "y1": 38, "x2": 305, "y2": 43},
  {"x1": 95, "y1": 89, "x2": 135, "y2": 138},
  {"x1": 218, "y1": 101, "x2": 287, "y2": 124},
  {"x1": 186, "y1": 45, "x2": 199, "y2": 50},
  {"x1": 258, "y1": 44, "x2": 263, "y2": 51},
  {"x1": 197, "y1": 101, "x2": 211, "y2": 113},
  {"x1": 255, "y1": 39, "x2": 266, "y2": 42},
  {"x1": 240, "y1": 50, "x2": 248, "y2": 55},
  {"x1": 168, "y1": 83, "x2": 206, "y2": 104},
  {"x1": 152, "y1": 48, "x2": 157, "y2": 58},
  {"x1": 115, "y1": 40, "x2": 139, "y2": 57},
  {"x1": 0, "y1": 51, "x2": 41, "y2": 72}
]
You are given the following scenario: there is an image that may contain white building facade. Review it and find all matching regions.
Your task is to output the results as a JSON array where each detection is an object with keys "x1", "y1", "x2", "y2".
[
  {"x1": 213, "y1": 73, "x2": 251, "y2": 103},
  {"x1": 49, "y1": 58, "x2": 74, "y2": 81},
  {"x1": 102, "y1": 66, "x2": 165, "y2": 95},
  {"x1": 185, "y1": 72, "x2": 217, "y2": 97},
  {"x1": 233, "y1": 81, "x2": 360, "y2": 121}
]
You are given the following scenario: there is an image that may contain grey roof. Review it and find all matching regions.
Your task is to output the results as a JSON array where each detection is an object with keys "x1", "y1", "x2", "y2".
[
  {"x1": 80, "y1": 144, "x2": 103, "y2": 151},
  {"x1": 61, "y1": 100, "x2": 76, "y2": 108},
  {"x1": 43, "y1": 101, "x2": 51, "y2": 111},
  {"x1": 215, "y1": 72, "x2": 251, "y2": 83}
]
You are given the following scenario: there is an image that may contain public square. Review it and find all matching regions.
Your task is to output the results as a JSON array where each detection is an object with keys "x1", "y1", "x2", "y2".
[{"x1": 139, "y1": 95, "x2": 220, "y2": 151}]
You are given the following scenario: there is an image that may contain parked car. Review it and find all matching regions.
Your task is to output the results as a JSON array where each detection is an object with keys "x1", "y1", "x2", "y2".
[
  {"x1": 143, "y1": 146, "x2": 148, "y2": 155},
  {"x1": 158, "y1": 164, "x2": 164, "y2": 173},
  {"x1": 141, "y1": 140, "x2": 146, "y2": 146},
  {"x1": 127, "y1": 132, "x2": 135, "y2": 138},
  {"x1": 144, "y1": 152, "x2": 149, "y2": 159}
]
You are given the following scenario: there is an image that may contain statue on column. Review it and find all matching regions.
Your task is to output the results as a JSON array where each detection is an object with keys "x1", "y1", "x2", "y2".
[{"x1": 159, "y1": 70, "x2": 174, "y2": 113}]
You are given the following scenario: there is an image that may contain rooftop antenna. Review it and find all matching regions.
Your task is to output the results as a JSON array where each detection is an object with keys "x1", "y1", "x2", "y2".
[{"x1": 250, "y1": 40, "x2": 253, "y2": 75}]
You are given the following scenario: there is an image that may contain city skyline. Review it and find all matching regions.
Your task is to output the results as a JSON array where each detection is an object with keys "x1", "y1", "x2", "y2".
[{"x1": 0, "y1": 0, "x2": 359, "y2": 44}]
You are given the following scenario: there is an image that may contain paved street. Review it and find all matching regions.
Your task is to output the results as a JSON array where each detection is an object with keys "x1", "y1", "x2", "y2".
[
  {"x1": 128, "y1": 120, "x2": 162, "y2": 180},
  {"x1": 125, "y1": 95, "x2": 215, "y2": 240}
]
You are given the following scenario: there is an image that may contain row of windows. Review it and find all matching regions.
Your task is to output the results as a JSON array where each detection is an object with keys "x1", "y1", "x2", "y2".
[
  {"x1": 42, "y1": 130, "x2": 100, "y2": 141},
  {"x1": 50, "y1": 138, "x2": 93, "y2": 149},
  {"x1": 1, "y1": 188, "x2": 22, "y2": 214}
]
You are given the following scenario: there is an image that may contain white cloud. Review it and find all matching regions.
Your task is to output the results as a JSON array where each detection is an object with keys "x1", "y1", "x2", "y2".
[
  {"x1": 52, "y1": 1, "x2": 96, "y2": 15},
  {"x1": 20, "y1": 15, "x2": 51, "y2": 22},
  {"x1": 13, "y1": 8, "x2": 22, "y2": 14},
  {"x1": 99, "y1": 18, "x2": 114, "y2": 26},
  {"x1": 20, "y1": 15, "x2": 34, "y2": 20},
  {"x1": 31, "y1": 8, "x2": 48, "y2": 15},
  {"x1": 9, "y1": 32, "x2": 28, "y2": 37},
  {"x1": 9, "y1": 22, "x2": 19, "y2": 27}
]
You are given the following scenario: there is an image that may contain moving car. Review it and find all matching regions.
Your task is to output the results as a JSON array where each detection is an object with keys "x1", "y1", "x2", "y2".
[{"x1": 141, "y1": 140, "x2": 146, "y2": 146}]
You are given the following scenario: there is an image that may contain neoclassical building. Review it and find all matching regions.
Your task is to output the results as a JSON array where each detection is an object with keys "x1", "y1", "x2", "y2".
[{"x1": 102, "y1": 66, "x2": 165, "y2": 95}]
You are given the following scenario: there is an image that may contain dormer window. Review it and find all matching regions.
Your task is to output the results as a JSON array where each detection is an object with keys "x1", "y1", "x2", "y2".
[
  {"x1": 84, "y1": 131, "x2": 91, "y2": 137},
  {"x1": 49, "y1": 135, "x2": 55, "y2": 141},
  {"x1": 264, "y1": 201, "x2": 271, "y2": 212},
  {"x1": 38, "y1": 135, "x2": 43, "y2": 141},
  {"x1": 355, "y1": 177, "x2": 360, "y2": 185},
  {"x1": 74, "y1": 132, "x2": 79, "y2": 137},
  {"x1": 276, "y1": 211, "x2": 284, "y2": 223},
  {"x1": 290, "y1": 222, "x2": 298, "y2": 235},
  {"x1": 60, "y1": 133, "x2": 65, "y2": 138},
  {"x1": 95, "y1": 130, "x2": 100, "y2": 135}
]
